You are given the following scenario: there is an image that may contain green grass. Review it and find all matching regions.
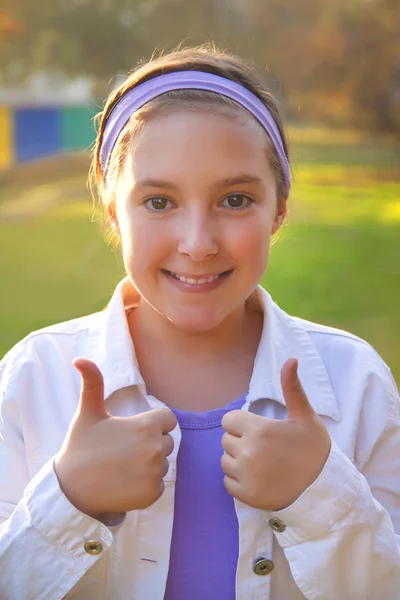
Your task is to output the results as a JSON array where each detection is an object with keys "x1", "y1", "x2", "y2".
[
  {"x1": 0, "y1": 129, "x2": 399, "y2": 383},
  {"x1": 0, "y1": 201, "x2": 124, "y2": 349},
  {"x1": 264, "y1": 224, "x2": 400, "y2": 381}
]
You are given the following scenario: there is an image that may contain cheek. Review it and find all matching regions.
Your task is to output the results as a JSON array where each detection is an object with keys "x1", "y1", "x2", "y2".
[
  {"x1": 230, "y1": 215, "x2": 272, "y2": 269},
  {"x1": 118, "y1": 212, "x2": 171, "y2": 273},
  {"x1": 117, "y1": 208, "x2": 143, "y2": 266}
]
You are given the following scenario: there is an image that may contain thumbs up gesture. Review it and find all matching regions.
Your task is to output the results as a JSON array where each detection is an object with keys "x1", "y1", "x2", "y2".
[
  {"x1": 54, "y1": 358, "x2": 177, "y2": 521},
  {"x1": 221, "y1": 358, "x2": 332, "y2": 511}
]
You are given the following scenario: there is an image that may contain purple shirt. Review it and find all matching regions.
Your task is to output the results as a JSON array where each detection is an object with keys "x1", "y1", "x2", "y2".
[{"x1": 163, "y1": 394, "x2": 247, "y2": 599}]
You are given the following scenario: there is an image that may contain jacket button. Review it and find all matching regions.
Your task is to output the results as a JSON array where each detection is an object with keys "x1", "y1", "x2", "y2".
[
  {"x1": 253, "y1": 558, "x2": 274, "y2": 576},
  {"x1": 269, "y1": 517, "x2": 286, "y2": 533},
  {"x1": 84, "y1": 540, "x2": 103, "y2": 555}
]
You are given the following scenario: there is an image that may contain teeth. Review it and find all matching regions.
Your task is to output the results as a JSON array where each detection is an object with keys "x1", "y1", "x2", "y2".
[{"x1": 168, "y1": 271, "x2": 223, "y2": 284}]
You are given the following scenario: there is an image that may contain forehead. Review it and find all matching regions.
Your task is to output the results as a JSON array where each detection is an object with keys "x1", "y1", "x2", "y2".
[{"x1": 123, "y1": 106, "x2": 273, "y2": 182}]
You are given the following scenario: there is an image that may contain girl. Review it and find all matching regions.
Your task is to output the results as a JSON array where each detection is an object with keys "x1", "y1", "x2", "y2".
[{"x1": 0, "y1": 46, "x2": 399, "y2": 600}]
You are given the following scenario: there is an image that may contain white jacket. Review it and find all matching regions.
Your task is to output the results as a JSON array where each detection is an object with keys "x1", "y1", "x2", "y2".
[{"x1": 0, "y1": 278, "x2": 399, "y2": 600}]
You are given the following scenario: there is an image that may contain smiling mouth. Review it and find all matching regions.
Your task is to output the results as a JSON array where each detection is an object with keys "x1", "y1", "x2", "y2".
[{"x1": 163, "y1": 269, "x2": 233, "y2": 285}]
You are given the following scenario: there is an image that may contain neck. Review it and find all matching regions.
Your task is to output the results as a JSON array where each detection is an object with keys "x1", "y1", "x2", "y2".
[{"x1": 129, "y1": 295, "x2": 262, "y2": 363}]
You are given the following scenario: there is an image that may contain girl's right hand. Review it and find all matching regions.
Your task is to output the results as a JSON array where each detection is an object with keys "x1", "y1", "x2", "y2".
[{"x1": 54, "y1": 358, "x2": 177, "y2": 521}]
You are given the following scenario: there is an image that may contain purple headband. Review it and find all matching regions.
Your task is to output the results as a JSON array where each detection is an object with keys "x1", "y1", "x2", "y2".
[{"x1": 100, "y1": 70, "x2": 291, "y2": 198}]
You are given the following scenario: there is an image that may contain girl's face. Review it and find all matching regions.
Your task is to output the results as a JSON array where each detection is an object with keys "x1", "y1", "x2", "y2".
[{"x1": 111, "y1": 106, "x2": 286, "y2": 332}]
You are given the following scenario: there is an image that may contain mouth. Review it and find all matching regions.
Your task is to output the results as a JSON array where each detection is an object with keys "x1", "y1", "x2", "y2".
[{"x1": 162, "y1": 269, "x2": 233, "y2": 285}]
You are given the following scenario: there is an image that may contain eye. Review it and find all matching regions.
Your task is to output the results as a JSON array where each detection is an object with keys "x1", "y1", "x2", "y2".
[
  {"x1": 221, "y1": 193, "x2": 253, "y2": 210},
  {"x1": 143, "y1": 197, "x2": 174, "y2": 211}
]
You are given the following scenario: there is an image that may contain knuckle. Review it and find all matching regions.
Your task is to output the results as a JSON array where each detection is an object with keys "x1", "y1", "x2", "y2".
[
  {"x1": 240, "y1": 445, "x2": 258, "y2": 463},
  {"x1": 158, "y1": 480, "x2": 166, "y2": 497},
  {"x1": 223, "y1": 474, "x2": 234, "y2": 495},
  {"x1": 161, "y1": 457, "x2": 170, "y2": 478},
  {"x1": 149, "y1": 443, "x2": 164, "y2": 461},
  {"x1": 221, "y1": 413, "x2": 230, "y2": 428},
  {"x1": 136, "y1": 413, "x2": 157, "y2": 436},
  {"x1": 82, "y1": 380, "x2": 102, "y2": 393},
  {"x1": 164, "y1": 434, "x2": 174, "y2": 456},
  {"x1": 167, "y1": 412, "x2": 178, "y2": 429},
  {"x1": 133, "y1": 416, "x2": 149, "y2": 434},
  {"x1": 220, "y1": 454, "x2": 229, "y2": 472},
  {"x1": 221, "y1": 432, "x2": 229, "y2": 447}
]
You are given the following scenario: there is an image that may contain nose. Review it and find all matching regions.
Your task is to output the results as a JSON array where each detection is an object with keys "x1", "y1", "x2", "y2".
[{"x1": 177, "y1": 209, "x2": 218, "y2": 261}]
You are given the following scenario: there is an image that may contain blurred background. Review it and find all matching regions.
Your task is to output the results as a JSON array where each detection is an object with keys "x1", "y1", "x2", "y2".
[{"x1": 0, "y1": 0, "x2": 399, "y2": 381}]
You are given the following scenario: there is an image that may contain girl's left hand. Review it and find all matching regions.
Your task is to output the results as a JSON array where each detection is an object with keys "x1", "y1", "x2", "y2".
[{"x1": 221, "y1": 358, "x2": 332, "y2": 512}]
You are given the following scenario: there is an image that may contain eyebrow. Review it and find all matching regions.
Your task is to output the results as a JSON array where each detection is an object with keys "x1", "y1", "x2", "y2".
[{"x1": 134, "y1": 175, "x2": 264, "y2": 191}]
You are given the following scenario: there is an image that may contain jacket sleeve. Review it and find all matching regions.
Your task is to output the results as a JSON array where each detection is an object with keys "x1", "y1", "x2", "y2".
[
  {"x1": 266, "y1": 355, "x2": 400, "y2": 599},
  {"x1": 0, "y1": 352, "x2": 117, "y2": 600}
]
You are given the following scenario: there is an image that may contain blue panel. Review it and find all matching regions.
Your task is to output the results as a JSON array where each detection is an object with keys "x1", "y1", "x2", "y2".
[{"x1": 14, "y1": 107, "x2": 61, "y2": 162}]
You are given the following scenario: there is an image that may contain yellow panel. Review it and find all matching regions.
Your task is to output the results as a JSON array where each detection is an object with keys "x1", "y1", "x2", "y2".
[{"x1": 0, "y1": 106, "x2": 14, "y2": 169}]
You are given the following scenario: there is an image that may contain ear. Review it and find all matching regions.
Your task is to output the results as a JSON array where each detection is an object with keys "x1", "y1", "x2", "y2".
[
  {"x1": 271, "y1": 201, "x2": 287, "y2": 235},
  {"x1": 107, "y1": 205, "x2": 120, "y2": 236}
]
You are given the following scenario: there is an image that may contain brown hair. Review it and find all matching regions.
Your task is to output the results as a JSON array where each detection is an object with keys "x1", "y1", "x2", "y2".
[{"x1": 90, "y1": 44, "x2": 290, "y2": 236}]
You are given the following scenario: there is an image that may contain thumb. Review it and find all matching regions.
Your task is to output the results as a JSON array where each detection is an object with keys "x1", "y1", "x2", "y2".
[
  {"x1": 73, "y1": 358, "x2": 109, "y2": 421},
  {"x1": 281, "y1": 358, "x2": 314, "y2": 420}
]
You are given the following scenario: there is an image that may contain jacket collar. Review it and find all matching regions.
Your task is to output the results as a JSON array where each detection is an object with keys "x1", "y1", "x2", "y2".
[
  {"x1": 85, "y1": 278, "x2": 340, "y2": 421},
  {"x1": 84, "y1": 278, "x2": 146, "y2": 400},
  {"x1": 248, "y1": 286, "x2": 340, "y2": 420}
]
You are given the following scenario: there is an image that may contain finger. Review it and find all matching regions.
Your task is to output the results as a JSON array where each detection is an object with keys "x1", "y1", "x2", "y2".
[
  {"x1": 161, "y1": 458, "x2": 170, "y2": 479},
  {"x1": 220, "y1": 453, "x2": 239, "y2": 480},
  {"x1": 281, "y1": 358, "x2": 314, "y2": 420},
  {"x1": 143, "y1": 408, "x2": 177, "y2": 433},
  {"x1": 162, "y1": 433, "x2": 174, "y2": 457},
  {"x1": 221, "y1": 431, "x2": 241, "y2": 458},
  {"x1": 73, "y1": 358, "x2": 108, "y2": 420},
  {"x1": 223, "y1": 475, "x2": 242, "y2": 501},
  {"x1": 157, "y1": 408, "x2": 178, "y2": 434},
  {"x1": 221, "y1": 410, "x2": 247, "y2": 437}
]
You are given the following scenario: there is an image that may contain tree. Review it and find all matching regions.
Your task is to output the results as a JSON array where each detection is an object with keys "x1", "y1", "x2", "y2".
[
  {"x1": 0, "y1": 0, "x2": 158, "y2": 84},
  {"x1": 0, "y1": 9, "x2": 23, "y2": 46},
  {"x1": 341, "y1": 0, "x2": 400, "y2": 133},
  {"x1": 0, "y1": 0, "x2": 398, "y2": 134}
]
